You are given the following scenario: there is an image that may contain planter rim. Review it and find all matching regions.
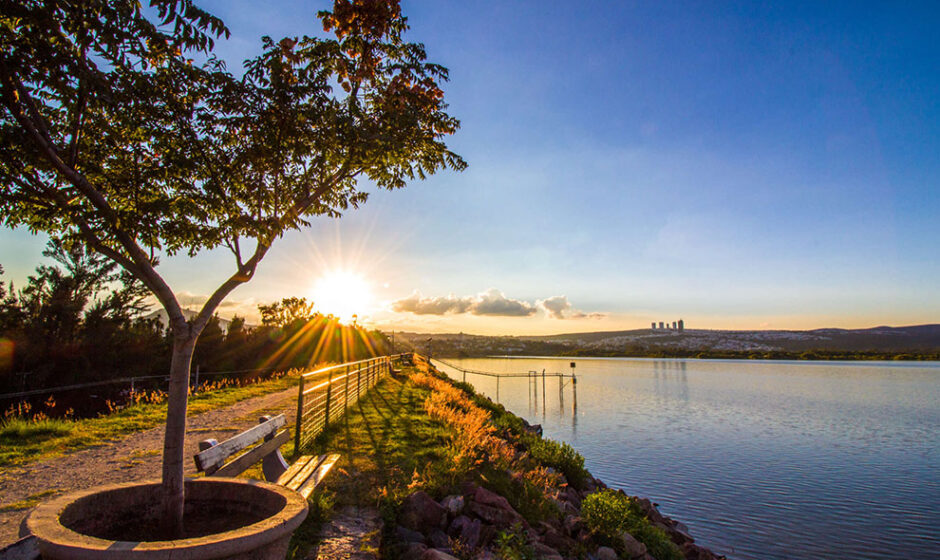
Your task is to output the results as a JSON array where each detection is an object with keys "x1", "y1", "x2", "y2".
[{"x1": 26, "y1": 477, "x2": 308, "y2": 559}]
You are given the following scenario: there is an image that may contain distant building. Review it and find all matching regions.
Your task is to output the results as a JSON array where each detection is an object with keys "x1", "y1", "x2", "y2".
[
  {"x1": 678, "y1": 319, "x2": 684, "y2": 332},
  {"x1": 651, "y1": 322, "x2": 656, "y2": 330},
  {"x1": 672, "y1": 321, "x2": 677, "y2": 330},
  {"x1": 658, "y1": 321, "x2": 665, "y2": 329}
]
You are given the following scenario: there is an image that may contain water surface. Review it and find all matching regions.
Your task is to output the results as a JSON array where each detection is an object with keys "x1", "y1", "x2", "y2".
[{"x1": 434, "y1": 357, "x2": 940, "y2": 560}]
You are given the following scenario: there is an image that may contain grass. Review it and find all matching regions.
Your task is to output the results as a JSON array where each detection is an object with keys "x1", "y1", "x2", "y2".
[
  {"x1": 0, "y1": 489, "x2": 61, "y2": 513},
  {"x1": 281, "y1": 368, "x2": 452, "y2": 558},
  {"x1": 0, "y1": 372, "x2": 299, "y2": 468}
]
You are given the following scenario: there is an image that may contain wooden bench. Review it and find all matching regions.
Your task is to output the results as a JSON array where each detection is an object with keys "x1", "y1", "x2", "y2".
[{"x1": 193, "y1": 414, "x2": 339, "y2": 499}]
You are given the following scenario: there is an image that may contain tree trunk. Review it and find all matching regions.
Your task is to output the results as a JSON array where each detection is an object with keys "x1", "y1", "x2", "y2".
[{"x1": 161, "y1": 333, "x2": 197, "y2": 536}]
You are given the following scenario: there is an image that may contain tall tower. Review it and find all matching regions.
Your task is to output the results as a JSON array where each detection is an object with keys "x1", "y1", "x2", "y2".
[
  {"x1": 678, "y1": 319, "x2": 684, "y2": 332},
  {"x1": 651, "y1": 322, "x2": 656, "y2": 330},
  {"x1": 672, "y1": 321, "x2": 677, "y2": 330}
]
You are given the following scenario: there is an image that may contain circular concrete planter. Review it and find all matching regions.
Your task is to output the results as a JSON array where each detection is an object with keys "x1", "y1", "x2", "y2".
[{"x1": 26, "y1": 478, "x2": 308, "y2": 560}]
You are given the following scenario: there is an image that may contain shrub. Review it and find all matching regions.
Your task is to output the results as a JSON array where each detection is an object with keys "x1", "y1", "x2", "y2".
[
  {"x1": 527, "y1": 438, "x2": 588, "y2": 489},
  {"x1": 581, "y1": 489, "x2": 682, "y2": 560},
  {"x1": 494, "y1": 524, "x2": 534, "y2": 560}
]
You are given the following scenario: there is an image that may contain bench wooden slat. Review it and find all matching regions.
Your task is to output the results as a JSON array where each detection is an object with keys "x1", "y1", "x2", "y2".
[
  {"x1": 194, "y1": 414, "x2": 286, "y2": 472},
  {"x1": 296, "y1": 453, "x2": 340, "y2": 499},
  {"x1": 279, "y1": 454, "x2": 326, "y2": 492},
  {"x1": 275, "y1": 454, "x2": 315, "y2": 487},
  {"x1": 212, "y1": 429, "x2": 290, "y2": 478}
]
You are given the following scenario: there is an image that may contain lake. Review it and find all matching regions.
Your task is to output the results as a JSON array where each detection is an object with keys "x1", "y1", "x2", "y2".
[{"x1": 433, "y1": 357, "x2": 940, "y2": 560}]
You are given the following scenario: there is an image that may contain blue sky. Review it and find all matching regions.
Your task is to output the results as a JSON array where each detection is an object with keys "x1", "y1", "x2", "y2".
[{"x1": 1, "y1": 1, "x2": 938, "y2": 334}]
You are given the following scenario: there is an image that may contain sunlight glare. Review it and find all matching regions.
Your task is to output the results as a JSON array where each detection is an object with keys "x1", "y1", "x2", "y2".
[{"x1": 311, "y1": 271, "x2": 372, "y2": 323}]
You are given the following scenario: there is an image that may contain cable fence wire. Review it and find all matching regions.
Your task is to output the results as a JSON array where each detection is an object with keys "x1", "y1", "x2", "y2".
[{"x1": 0, "y1": 366, "x2": 280, "y2": 402}]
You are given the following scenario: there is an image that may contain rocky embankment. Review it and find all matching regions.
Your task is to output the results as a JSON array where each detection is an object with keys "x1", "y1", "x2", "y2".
[
  {"x1": 392, "y1": 478, "x2": 723, "y2": 560},
  {"x1": 387, "y1": 370, "x2": 724, "y2": 560}
]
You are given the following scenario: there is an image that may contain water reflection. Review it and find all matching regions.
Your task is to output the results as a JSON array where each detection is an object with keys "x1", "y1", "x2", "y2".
[{"x1": 442, "y1": 357, "x2": 940, "y2": 560}]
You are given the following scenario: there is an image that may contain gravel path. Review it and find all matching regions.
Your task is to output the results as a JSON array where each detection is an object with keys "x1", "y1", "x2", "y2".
[{"x1": 0, "y1": 385, "x2": 299, "y2": 546}]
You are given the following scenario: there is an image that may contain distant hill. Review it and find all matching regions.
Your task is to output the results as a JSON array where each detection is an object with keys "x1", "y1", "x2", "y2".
[{"x1": 393, "y1": 324, "x2": 940, "y2": 358}]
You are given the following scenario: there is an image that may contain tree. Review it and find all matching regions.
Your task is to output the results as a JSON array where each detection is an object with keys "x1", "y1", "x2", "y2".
[{"x1": 0, "y1": 0, "x2": 464, "y2": 534}]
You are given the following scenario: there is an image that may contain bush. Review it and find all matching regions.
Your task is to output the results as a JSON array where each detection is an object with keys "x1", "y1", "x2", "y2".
[
  {"x1": 494, "y1": 524, "x2": 534, "y2": 560},
  {"x1": 528, "y1": 438, "x2": 588, "y2": 489},
  {"x1": 581, "y1": 489, "x2": 682, "y2": 560}
]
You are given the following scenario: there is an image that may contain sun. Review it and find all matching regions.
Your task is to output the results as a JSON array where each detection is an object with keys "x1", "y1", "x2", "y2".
[{"x1": 311, "y1": 270, "x2": 372, "y2": 323}]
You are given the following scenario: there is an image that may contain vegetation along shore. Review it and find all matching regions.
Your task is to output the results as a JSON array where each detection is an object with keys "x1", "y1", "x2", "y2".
[{"x1": 299, "y1": 356, "x2": 724, "y2": 560}]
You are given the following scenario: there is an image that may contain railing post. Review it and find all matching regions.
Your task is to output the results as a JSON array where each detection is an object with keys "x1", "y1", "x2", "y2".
[
  {"x1": 295, "y1": 374, "x2": 305, "y2": 452},
  {"x1": 344, "y1": 364, "x2": 349, "y2": 411},
  {"x1": 324, "y1": 370, "x2": 333, "y2": 429},
  {"x1": 357, "y1": 365, "x2": 362, "y2": 401}
]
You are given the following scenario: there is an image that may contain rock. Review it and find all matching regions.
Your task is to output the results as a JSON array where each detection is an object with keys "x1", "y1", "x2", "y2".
[
  {"x1": 521, "y1": 417, "x2": 543, "y2": 436},
  {"x1": 563, "y1": 486, "x2": 582, "y2": 508},
  {"x1": 467, "y1": 486, "x2": 524, "y2": 528},
  {"x1": 621, "y1": 531, "x2": 648, "y2": 558},
  {"x1": 595, "y1": 546, "x2": 618, "y2": 560},
  {"x1": 396, "y1": 525, "x2": 427, "y2": 543},
  {"x1": 532, "y1": 542, "x2": 563, "y2": 560},
  {"x1": 471, "y1": 550, "x2": 497, "y2": 560},
  {"x1": 541, "y1": 528, "x2": 577, "y2": 553},
  {"x1": 681, "y1": 542, "x2": 727, "y2": 560},
  {"x1": 422, "y1": 549, "x2": 460, "y2": 560},
  {"x1": 563, "y1": 514, "x2": 585, "y2": 536},
  {"x1": 441, "y1": 494, "x2": 465, "y2": 516},
  {"x1": 449, "y1": 515, "x2": 483, "y2": 549},
  {"x1": 472, "y1": 486, "x2": 512, "y2": 510},
  {"x1": 468, "y1": 502, "x2": 522, "y2": 528},
  {"x1": 428, "y1": 528, "x2": 451, "y2": 550},
  {"x1": 400, "y1": 491, "x2": 448, "y2": 532},
  {"x1": 396, "y1": 542, "x2": 428, "y2": 560}
]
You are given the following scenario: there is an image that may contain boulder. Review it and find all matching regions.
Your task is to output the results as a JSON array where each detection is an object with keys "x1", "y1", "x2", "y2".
[
  {"x1": 397, "y1": 542, "x2": 428, "y2": 560},
  {"x1": 449, "y1": 515, "x2": 483, "y2": 549},
  {"x1": 472, "y1": 486, "x2": 513, "y2": 510},
  {"x1": 681, "y1": 542, "x2": 727, "y2": 559},
  {"x1": 469, "y1": 502, "x2": 523, "y2": 528},
  {"x1": 532, "y1": 542, "x2": 563, "y2": 560},
  {"x1": 563, "y1": 514, "x2": 585, "y2": 536},
  {"x1": 400, "y1": 491, "x2": 448, "y2": 532},
  {"x1": 422, "y1": 549, "x2": 460, "y2": 560},
  {"x1": 620, "y1": 531, "x2": 648, "y2": 559},
  {"x1": 396, "y1": 525, "x2": 427, "y2": 544},
  {"x1": 441, "y1": 494, "x2": 465, "y2": 516},
  {"x1": 428, "y1": 528, "x2": 451, "y2": 550},
  {"x1": 595, "y1": 546, "x2": 618, "y2": 560},
  {"x1": 467, "y1": 486, "x2": 524, "y2": 528}
]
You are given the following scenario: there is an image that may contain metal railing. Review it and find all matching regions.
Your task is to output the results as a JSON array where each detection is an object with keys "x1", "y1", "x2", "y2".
[{"x1": 294, "y1": 353, "x2": 411, "y2": 449}]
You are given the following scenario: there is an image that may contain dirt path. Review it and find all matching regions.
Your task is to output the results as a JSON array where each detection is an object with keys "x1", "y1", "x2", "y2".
[{"x1": 0, "y1": 385, "x2": 299, "y2": 546}]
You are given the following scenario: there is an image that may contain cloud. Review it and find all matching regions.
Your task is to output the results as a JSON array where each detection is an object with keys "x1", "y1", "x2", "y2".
[
  {"x1": 540, "y1": 295, "x2": 572, "y2": 319},
  {"x1": 391, "y1": 289, "x2": 605, "y2": 320},
  {"x1": 391, "y1": 288, "x2": 537, "y2": 317},
  {"x1": 391, "y1": 292, "x2": 474, "y2": 315},
  {"x1": 470, "y1": 289, "x2": 537, "y2": 317},
  {"x1": 538, "y1": 295, "x2": 606, "y2": 320}
]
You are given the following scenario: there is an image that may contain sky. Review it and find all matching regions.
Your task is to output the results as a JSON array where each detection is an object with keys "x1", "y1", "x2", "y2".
[{"x1": 1, "y1": 0, "x2": 938, "y2": 335}]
